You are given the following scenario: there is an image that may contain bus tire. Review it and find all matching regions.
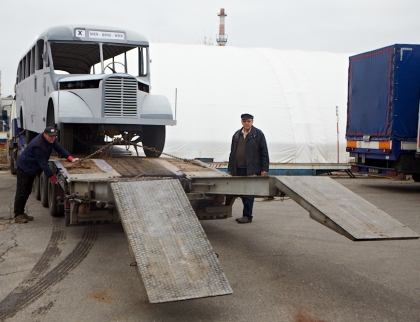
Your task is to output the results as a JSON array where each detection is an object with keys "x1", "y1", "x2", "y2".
[
  {"x1": 48, "y1": 180, "x2": 64, "y2": 216},
  {"x1": 60, "y1": 123, "x2": 74, "y2": 154},
  {"x1": 142, "y1": 125, "x2": 165, "y2": 157},
  {"x1": 412, "y1": 174, "x2": 420, "y2": 182},
  {"x1": 40, "y1": 173, "x2": 49, "y2": 207},
  {"x1": 33, "y1": 175, "x2": 41, "y2": 200}
]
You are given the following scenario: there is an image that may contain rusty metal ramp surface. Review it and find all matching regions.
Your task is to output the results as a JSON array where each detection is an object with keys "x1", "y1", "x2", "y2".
[
  {"x1": 110, "y1": 179, "x2": 232, "y2": 303},
  {"x1": 106, "y1": 157, "x2": 181, "y2": 177},
  {"x1": 274, "y1": 176, "x2": 419, "y2": 241}
]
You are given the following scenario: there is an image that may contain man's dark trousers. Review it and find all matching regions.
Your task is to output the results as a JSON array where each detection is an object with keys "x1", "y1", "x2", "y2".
[
  {"x1": 14, "y1": 167, "x2": 36, "y2": 217},
  {"x1": 237, "y1": 168, "x2": 254, "y2": 220}
]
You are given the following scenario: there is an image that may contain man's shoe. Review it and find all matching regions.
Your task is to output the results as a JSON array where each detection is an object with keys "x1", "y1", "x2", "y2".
[
  {"x1": 22, "y1": 213, "x2": 34, "y2": 221},
  {"x1": 15, "y1": 215, "x2": 28, "y2": 224},
  {"x1": 235, "y1": 216, "x2": 245, "y2": 222},
  {"x1": 237, "y1": 216, "x2": 252, "y2": 224}
]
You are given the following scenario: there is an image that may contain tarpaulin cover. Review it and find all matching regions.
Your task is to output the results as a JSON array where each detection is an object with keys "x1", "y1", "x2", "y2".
[
  {"x1": 150, "y1": 43, "x2": 350, "y2": 163},
  {"x1": 347, "y1": 44, "x2": 420, "y2": 141}
]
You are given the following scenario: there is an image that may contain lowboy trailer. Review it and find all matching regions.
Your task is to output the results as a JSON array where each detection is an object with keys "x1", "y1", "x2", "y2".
[{"x1": 31, "y1": 153, "x2": 418, "y2": 303}]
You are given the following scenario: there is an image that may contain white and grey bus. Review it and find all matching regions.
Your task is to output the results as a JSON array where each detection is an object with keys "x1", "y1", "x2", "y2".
[{"x1": 15, "y1": 25, "x2": 175, "y2": 156}]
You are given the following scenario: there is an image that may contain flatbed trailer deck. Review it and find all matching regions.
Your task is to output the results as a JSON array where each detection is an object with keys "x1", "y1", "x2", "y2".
[{"x1": 34, "y1": 155, "x2": 418, "y2": 303}]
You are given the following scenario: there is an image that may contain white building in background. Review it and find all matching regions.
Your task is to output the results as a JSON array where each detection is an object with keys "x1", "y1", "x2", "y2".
[{"x1": 149, "y1": 43, "x2": 351, "y2": 163}]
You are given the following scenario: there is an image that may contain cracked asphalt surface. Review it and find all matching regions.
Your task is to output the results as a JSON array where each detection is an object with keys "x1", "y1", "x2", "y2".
[{"x1": 0, "y1": 169, "x2": 419, "y2": 322}]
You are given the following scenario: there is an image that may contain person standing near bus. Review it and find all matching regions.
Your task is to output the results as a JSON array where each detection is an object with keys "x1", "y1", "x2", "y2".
[
  {"x1": 228, "y1": 113, "x2": 269, "y2": 223},
  {"x1": 13, "y1": 127, "x2": 78, "y2": 223}
]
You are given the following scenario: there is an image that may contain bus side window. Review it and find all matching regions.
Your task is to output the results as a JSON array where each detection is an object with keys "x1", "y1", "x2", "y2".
[
  {"x1": 45, "y1": 44, "x2": 49, "y2": 68},
  {"x1": 36, "y1": 39, "x2": 44, "y2": 70},
  {"x1": 26, "y1": 52, "x2": 31, "y2": 78},
  {"x1": 18, "y1": 61, "x2": 22, "y2": 83},
  {"x1": 22, "y1": 57, "x2": 26, "y2": 80},
  {"x1": 30, "y1": 46, "x2": 35, "y2": 75}
]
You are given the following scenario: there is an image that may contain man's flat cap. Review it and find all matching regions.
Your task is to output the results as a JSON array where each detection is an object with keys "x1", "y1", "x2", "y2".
[
  {"x1": 241, "y1": 113, "x2": 254, "y2": 119},
  {"x1": 44, "y1": 126, "x2": 58, "y2": 136}
]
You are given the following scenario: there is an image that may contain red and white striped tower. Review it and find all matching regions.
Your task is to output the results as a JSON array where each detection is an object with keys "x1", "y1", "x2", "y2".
[{"x1": 216, "y1": 8, "x2": 228, "y2": 46}]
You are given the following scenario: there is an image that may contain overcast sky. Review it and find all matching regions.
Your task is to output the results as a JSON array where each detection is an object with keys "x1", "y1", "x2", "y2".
[{"x1": 1, "y1": 0, "x2": 420, "y2": 96}]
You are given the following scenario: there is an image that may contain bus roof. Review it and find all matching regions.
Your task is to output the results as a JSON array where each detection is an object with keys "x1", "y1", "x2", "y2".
[{"x1": 38, "y1": 25, "x2": 149, "y2": 46}]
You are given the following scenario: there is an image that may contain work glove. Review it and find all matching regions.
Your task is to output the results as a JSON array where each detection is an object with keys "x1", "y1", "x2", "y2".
[
  {"x1": 49, "y1": 175, "x2": 58, "y2": 184},
  {"x1": 67, "y1": 156, "x2": 79, "y2": 163}
]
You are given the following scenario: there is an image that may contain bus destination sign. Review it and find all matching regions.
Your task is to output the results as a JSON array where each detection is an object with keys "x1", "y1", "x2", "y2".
[{"x1": 75, "y1": 29, "x2": 126, "y2": 40}]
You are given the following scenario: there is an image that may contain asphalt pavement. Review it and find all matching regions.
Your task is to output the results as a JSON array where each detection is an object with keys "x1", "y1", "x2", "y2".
[{"x1": 0, "y1": 170, "x2": 419, "y2": 322}]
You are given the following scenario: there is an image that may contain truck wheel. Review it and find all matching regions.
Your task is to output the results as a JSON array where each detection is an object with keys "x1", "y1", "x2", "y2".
[
  {"x1": 142, "y1": 125, "x2": 165, "y2": 157},
  {"x1": 33, "y1": 175, "x2": 41, "y2": 200},
  {"x1": 48, "y1": 180, "x2": 64, "y2": 216},
  {"x1": 9, "y1": 151, "x2": 17, "y2": 175},
  {"x1": 412, "y1": 174, "x2": 420, "y2": 182},
  {"x1": 40, "y1": 173, "x2": 49, "y2": 207},
  {"x1": 60, "y1": 123, "x2": 74, "y2": 154}
]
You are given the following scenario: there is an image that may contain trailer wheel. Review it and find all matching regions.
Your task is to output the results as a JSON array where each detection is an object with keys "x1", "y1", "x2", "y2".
[
  {"x1": 40, "y1": 173, "x2": 49, "y2": 207},
  {"x1": 60, "y1": 123, "x2": 74, "y2": 154},
  {"x1": 9, "y1": 150, "x2": 17, "y2": 175},
  {"x1": 48, "y1": 180, "x2": 64, "y2": 216},
  {"x1": 33, "y1": 175, "x2": 41, "y2": 200},
  {"x1": 142, "y1": 125, "x2": 165, "y2": 157},
  {"x1": 412, "y1": 174, "x2": 420, "y2": 182}
]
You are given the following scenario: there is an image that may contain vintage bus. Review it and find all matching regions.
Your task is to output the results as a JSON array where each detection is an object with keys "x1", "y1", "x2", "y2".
[{"x1": 15, "y1": 25, "x2": 176, "y2": 156}]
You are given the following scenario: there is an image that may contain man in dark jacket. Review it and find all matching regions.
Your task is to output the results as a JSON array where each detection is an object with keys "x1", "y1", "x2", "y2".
[
  {"x1": 228, "y1": 113, "x2": 269, "y2": 223},
  {"x1": 14, "y1": 126, "x2": 78, "y2": 223}
]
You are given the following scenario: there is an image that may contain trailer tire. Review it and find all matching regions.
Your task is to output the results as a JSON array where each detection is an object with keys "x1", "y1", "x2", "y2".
[
  {"x1": 48, "y1": 180, "x2": 64, "y2": 217},
  {"x1": 33, "y1": 175, "x2": 41, "y2": 200},
  {"x1": 60, "y1": 123, "x2": 74, "y2": 154},
  {"x1": 40, "y1": 173, "x2": 49, "y2": 207},
  {"x1": 412, "y1": 174, "x2": 420, "y2": 182},
  {"x1": 9, "y1": 150, "x2": 17, "y2": 175},
  {"x1": 142, "y1": 125, "x2": 165, "y2": 157}
]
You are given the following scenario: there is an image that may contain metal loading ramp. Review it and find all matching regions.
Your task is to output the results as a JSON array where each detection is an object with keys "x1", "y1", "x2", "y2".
[
  {"x1": 274, "y1": 176, "x2": 419, "y2": 241},
  {"x1": 110, "y1": 179, "x2": 232, "y2": 303}
]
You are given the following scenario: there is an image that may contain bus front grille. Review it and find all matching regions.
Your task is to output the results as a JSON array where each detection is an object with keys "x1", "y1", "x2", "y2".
[{"x1": 104, "y1": 76, "x2": 137, "y2": 117}]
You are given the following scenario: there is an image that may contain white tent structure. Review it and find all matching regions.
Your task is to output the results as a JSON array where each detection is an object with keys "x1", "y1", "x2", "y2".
[{"x1": 149, "y1": 43, "x2": 351, "y2": 164}]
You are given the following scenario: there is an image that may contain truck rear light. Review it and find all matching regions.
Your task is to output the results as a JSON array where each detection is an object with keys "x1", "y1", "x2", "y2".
[
  {"x1": 347, "y1": 140, "x2": 357, "y2": 148},
  {"x1": 379, "y1": 141, "x2": 391, "y2": 150},
  {"x1": 386, "y1": 170, "x2": 397, "y2": 177},
  {"x1": 351, "y1": 165, "x2": 360, "y2": 172}
]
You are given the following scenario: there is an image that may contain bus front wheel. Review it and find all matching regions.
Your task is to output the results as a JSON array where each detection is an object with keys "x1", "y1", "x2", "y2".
[{"x1": 142, "y1": 125, "x2": 165, "y2": 157}]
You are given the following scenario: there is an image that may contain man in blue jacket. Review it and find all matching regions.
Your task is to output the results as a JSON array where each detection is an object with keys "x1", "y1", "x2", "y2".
[
  {"x1": 14, "y1": 126, "x2": 78, "y2": 223},
  {"x1": 228, "y1": 113, "x2": 269, "y2": 223}
]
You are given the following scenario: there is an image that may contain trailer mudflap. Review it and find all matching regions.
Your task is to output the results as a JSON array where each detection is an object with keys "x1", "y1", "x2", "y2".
[
  {"x1": 273, "y1": 176, "x2": 419, "y2": 241},
  {"x1": 110, "y1": 179, "x2": 232, "y2": 303}
]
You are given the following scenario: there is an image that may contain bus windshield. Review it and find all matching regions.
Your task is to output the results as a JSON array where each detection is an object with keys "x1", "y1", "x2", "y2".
[{"x1": 50, "y1": 42, "x2": 148, "y2": 76}]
